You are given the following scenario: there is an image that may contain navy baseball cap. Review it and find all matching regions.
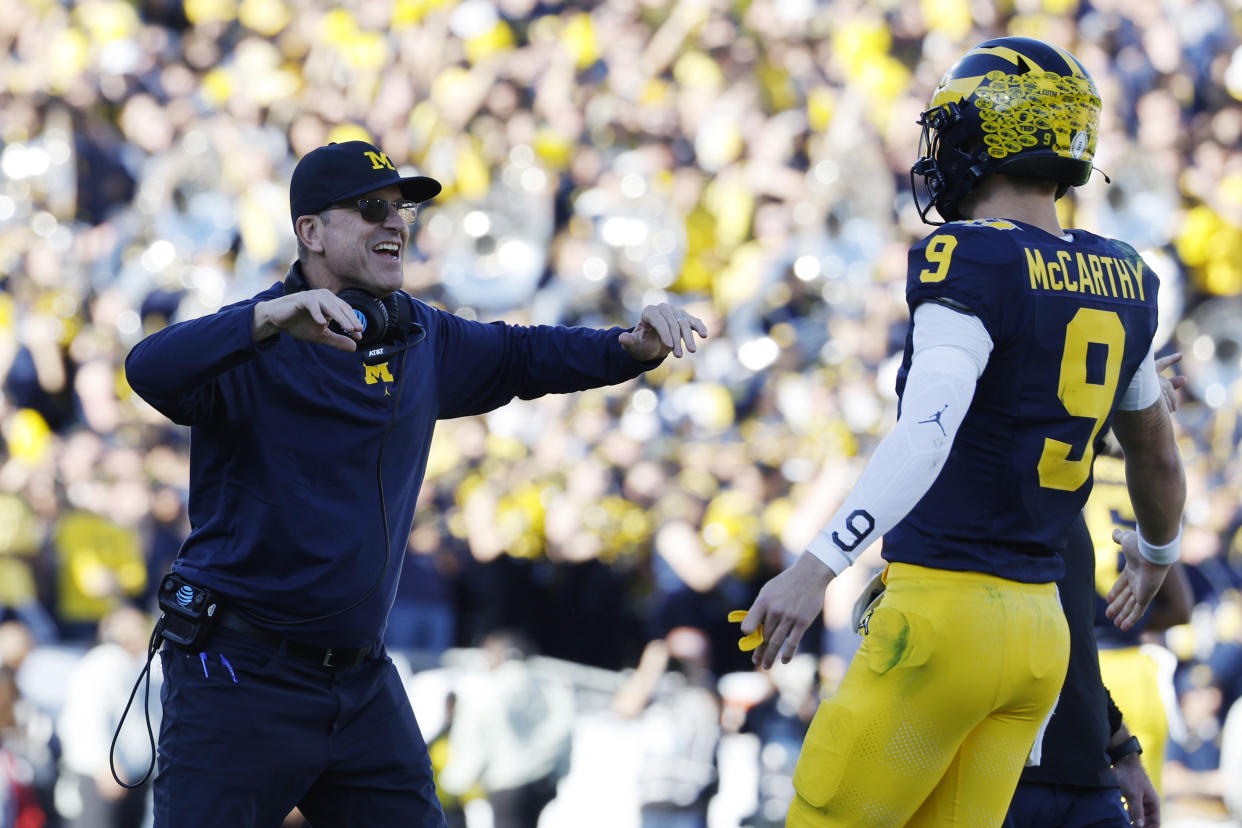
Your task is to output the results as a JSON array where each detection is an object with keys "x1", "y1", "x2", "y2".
[{"x1": 289, "y1": 141, "x2": 441, "y2": 226}]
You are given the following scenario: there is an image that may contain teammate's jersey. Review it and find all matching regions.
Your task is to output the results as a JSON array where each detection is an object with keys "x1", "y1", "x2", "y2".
[
  {"x1": 883, "y1": 219, "x2": 1159, "y2": 584},
  {"x1": 1089, "y1": 454, "x2": 1151, "y2": 646}
]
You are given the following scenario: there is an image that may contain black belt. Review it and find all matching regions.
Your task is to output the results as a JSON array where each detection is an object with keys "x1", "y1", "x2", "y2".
[{"x1": 217, "y1": 608, "x2": 372, "y2": 669}]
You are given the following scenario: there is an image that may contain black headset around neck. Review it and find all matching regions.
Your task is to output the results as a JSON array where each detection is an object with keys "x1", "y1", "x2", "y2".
[{"x1": 283, "y1": 264, "x2": 425, "y2": 365}]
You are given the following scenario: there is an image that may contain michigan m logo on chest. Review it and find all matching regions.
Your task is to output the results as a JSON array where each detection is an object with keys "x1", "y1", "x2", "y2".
[{"x1": 364, "y1": 363, "x2": 394, "y2": 385}]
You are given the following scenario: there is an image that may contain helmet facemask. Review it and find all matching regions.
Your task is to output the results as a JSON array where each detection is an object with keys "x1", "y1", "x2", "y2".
[{"x1": 911, "y1": 102, "x2": 989, "y2": 225}]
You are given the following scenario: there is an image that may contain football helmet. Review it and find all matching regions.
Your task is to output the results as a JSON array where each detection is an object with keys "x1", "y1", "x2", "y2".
[{"x1": 911, "y1": 37, "x2": 1102, "y2": 224}]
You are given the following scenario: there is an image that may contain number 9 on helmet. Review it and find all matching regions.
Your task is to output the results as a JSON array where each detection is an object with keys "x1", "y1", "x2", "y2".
[{"x1": 910, "y1": 36, "x2": 1102, "y2": 225}]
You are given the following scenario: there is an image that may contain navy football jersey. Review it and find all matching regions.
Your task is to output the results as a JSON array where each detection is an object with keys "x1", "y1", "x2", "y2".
[{"x1": 882, "y1": 219, "x2": 1160, "y2": 584}]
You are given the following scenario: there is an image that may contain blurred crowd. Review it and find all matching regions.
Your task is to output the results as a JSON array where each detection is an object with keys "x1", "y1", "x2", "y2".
[{"x1": 1, "y1": 0, "x2": 1242, "y2": 825}]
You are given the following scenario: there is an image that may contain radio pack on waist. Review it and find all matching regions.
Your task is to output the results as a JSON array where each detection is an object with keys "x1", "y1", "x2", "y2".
[
  {"x1": 155, "y1": 572, "x2": 222, "y2": 650},
  {"x1": 112, "y1": 572, "x2": 217, "y2": 789}
]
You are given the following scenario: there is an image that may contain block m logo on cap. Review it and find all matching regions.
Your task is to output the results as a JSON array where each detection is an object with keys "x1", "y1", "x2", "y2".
[
  {"x1": 363, "y1": 151, "x2": 396, "y2": 171},
  {"x1": 289, "y1": 140, "x2": 443, "y2": 225}
]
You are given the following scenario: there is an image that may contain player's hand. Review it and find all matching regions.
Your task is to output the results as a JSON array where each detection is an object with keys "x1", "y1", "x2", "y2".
[
  {"x1": 1105, "y1": 529, "x2": 1173, "y2": 631},
  {"x1": 619, "y1": 303, "x2": 707, "y2": 361},
  {"x1": 737, "y1": 553, "x2": 834, "y2": 670},
  {"x1": 1155, "y1": 352, "x2": 1185, "y2": 413},
  {"x1": 1114, "y1": 752, "x2": 1161, "y2": 828},
  {"x1": 253, "y1": 290, "x2": 363, "y2": 352}
]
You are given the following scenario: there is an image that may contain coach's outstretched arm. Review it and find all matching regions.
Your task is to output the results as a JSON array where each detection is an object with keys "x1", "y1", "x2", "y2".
[{"x1": 1105, "y1": 396, "x2": 1186, "y2": 631}]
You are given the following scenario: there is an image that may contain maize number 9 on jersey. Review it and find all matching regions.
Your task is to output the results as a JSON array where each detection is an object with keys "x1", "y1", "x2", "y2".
[{"x1": 1038, "y1": 308, "x2": 1125, "y2": 492}]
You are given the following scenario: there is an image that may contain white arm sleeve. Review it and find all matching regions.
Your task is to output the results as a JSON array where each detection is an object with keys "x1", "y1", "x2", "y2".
[
  {"x1": 805, "y1": 303, "x2": 994, "y2": 574},
  {"x1": 909, "y1": 301, "x2": 994, "y2": 376},
  {"x1": 1117, "y1": 345, "x2": 1161, "y2": 411}
]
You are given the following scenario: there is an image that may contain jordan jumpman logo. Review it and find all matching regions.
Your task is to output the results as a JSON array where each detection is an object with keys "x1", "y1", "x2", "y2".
[{"x1": 918, "y1": 404, "x2": 949, "y2": 436}]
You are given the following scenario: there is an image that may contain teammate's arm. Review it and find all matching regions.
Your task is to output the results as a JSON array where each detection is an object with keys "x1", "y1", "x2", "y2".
[
  {"x1": 739, "y1": 303, "x2": 991, "y2": 668},
  {"x1": 1106, "y1": 685, "x2": 1160, "y2": 827},
  {"x1": 1106, "y1": 370, "x2": 1186, "y2": 630},
  {"x1": 1108, "y1": 720, "x2": 1161, "y2": 828}
]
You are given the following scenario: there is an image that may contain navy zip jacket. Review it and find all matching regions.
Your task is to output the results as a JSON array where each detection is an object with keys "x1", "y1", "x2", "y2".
[{"x1": 125, "y1": 277, "x2": 661, "y2": 647}]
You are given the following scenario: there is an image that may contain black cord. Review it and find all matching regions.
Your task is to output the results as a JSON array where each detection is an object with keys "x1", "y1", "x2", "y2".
[{"x1": 109, "y1": 623, "x2": 162, "y2": 789}]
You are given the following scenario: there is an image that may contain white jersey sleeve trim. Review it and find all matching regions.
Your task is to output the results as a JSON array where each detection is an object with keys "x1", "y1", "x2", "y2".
[
  {"x1": 1118, "y1": 345, "x2": 1161, "y2": 411},
  {"x1": 911, "y1": 301, "x2": 993, "y2": 379}
]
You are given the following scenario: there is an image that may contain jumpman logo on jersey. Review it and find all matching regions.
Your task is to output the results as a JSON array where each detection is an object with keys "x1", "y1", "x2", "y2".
[{"x1": 918, "y1": 404, "x2": 949, "y2": 436}]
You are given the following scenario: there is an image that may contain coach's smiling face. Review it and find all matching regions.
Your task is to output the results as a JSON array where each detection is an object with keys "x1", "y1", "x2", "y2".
[{"x1": 297, "y1": 184, "x2": 409, "y2": 298}]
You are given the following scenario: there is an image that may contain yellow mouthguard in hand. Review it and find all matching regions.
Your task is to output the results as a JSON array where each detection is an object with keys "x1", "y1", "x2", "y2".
[{"x1": 728, "y1": 610, "x2": 764, "y2": 652}]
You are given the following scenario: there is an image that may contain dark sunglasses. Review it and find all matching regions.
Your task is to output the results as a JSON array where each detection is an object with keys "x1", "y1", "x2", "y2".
[{"x1": 325, "y1": 198, "x2": 420, "y2": 224}]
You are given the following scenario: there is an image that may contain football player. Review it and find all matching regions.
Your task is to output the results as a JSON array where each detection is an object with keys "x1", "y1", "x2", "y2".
[{"x1": 736, "y1": 36, "x2": 1186, "y2": 826}]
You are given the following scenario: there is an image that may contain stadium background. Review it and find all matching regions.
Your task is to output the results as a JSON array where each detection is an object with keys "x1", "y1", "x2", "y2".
[{"x1": 0, "y1": 0, "x2": 1241, "y2": 825}]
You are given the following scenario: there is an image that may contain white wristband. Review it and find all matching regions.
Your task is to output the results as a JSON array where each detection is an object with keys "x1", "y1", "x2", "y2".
[{"x1": 1137, "y1": 527, "x2": 1182, "y2": 565}]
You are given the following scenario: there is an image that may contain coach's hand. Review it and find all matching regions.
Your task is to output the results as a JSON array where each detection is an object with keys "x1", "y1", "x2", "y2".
[
  {"x1": 739, "y1": 553, "x2": 834, "y2": 669},
  {"x1": 1105, "y1": 529, "x2": 1172, "y2": 631},
  {"x1": 252, "y1": 291, "x2": 363, "y2": 351},
  {"x1": 619, "y1": 303, "x2": 707, "y2": 361}
]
